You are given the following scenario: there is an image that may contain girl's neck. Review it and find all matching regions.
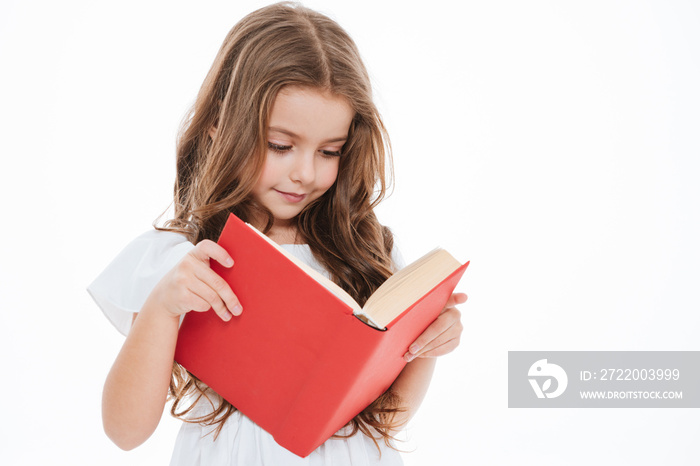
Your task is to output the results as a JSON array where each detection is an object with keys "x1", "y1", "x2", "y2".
[{"x1": 260, "y1": 218, "x2": 302, "y2": 245}]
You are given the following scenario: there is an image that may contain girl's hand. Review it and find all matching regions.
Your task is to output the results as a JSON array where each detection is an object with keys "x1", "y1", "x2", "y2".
[
  {"x1": 403, "y1": 293, "x2": 467, "y2": 362},
  {"x1": 147, "y1": 239, "x2": 242, "y2": 322}
]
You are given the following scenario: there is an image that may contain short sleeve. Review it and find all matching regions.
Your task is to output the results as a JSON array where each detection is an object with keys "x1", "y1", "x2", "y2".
[
  {"x1": 87, "y1": 229, "x2": 195, "y2": 336},
  {"x1": 390, "y1": 244, "x2": 406, "y2": 272}
]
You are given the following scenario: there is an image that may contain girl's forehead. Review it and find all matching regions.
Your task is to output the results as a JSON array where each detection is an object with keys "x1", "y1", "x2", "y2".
[{"x1": 267, "y1": 87, "x2": 354, "y2": 141}]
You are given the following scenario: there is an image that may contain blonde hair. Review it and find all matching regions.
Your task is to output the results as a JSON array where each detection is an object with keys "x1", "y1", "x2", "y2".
[{"x1": 160, "y1": 1, "x2": 406, "y2": 453}]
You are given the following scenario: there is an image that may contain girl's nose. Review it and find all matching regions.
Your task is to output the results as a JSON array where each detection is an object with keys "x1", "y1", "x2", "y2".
[{"x1": 289, "y1": 151, "x2": 315, "y2": 184}]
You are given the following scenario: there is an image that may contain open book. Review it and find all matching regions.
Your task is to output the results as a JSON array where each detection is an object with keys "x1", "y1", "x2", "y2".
[{"x1": 174, "y1": 213, "x2": 469, "y2": 457}]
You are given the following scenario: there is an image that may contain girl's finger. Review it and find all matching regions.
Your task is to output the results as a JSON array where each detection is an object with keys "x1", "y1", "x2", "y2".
[
  {"x1": 408, "y1": 319, "x2": 462, "y2": 359},
  {"x1": 404, "y1": 308, "x2": 462, "y2": 361},
  {"x1": 412, "y1": 338, "x2": 461, "y2": 359},
  {"x1": 192, "y1": 260, "x2": 242, "y2": 316},
  {"x1": 190, "y1": 239, "x2": 234, "y2": 268},
  {"x1": 187, "y1": 279, "x2": 233, "y2": 322},
  {"x1": 442, "y1": 292, "x2": 468, "y2": 311}
]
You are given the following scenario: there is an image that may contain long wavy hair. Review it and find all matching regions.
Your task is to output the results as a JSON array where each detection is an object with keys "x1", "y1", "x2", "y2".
[{"x1": 158, "y1": 1, "x2": 406, "y2": 453}]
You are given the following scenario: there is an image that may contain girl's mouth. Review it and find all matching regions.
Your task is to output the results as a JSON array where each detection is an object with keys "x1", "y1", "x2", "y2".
[{"x1": 275, "y1": 190, "x2": 307, "y2": 203}]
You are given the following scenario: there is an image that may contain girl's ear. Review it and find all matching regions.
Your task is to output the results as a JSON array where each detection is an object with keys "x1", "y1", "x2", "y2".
[{"x1": 209, "y1": 125, "x2": 217, "y2": 140}]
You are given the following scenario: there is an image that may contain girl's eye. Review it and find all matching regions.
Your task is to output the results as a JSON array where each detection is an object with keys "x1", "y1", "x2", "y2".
[
  {"x1": 268, "y1": 142, "x2": 292, "y2": 153},
  {"x1": 268, "y1": 142, "x2": 342, "y2": 157}
]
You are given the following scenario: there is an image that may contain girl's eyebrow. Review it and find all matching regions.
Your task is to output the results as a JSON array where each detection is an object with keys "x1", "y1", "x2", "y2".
[{"x1": 268, "y1": 126, "x2": 347, "y2": 143}]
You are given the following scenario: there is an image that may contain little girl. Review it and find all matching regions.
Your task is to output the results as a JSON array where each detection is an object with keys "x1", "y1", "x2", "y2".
[{"x1": 89, "y1": 2, "x2": 466, "y2": 465}]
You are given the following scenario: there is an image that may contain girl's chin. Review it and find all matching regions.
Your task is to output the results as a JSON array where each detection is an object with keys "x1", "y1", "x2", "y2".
[{"x1": 266, "y1": 206, "x2": 304, "y2": 222}]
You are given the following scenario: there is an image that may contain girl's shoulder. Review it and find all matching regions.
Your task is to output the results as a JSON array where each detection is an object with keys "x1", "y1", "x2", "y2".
[{"x1": 87, "y1": 229, "x2": 196, "y2": 336}]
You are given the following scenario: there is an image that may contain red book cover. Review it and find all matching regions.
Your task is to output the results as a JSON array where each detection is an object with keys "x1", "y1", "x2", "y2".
[{"x1": 174, "y1": 213, "x2": 468, "y2": 457}]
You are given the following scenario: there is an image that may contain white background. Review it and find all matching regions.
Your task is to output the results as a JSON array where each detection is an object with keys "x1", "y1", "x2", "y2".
[{"x1": 1, "y1": 0, "x2": 698, "y2": 464}]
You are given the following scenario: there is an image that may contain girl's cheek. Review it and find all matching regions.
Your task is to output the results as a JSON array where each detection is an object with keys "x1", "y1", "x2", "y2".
[
  {"x1": 256, "y1": 158, "x2": 281, "y2": 185},
  {"x1": 319, "y1": 162, "x2": 340, "y2": 190},
  {"x1": 250, "y1": 172, "x2": 272, "y2": 200}
]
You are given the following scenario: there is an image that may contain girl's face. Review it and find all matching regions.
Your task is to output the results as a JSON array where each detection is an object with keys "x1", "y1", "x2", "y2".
[{"x1": 252, "y1": 86, "x2": 354, "y2": 230}]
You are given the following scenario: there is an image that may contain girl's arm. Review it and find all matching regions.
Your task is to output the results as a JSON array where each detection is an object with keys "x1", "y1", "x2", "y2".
[
  {"x1": 388, "y1": 293, "x2": 467, "y2": 432},
  {"x1": 102, "y1": 240, "x2": 241, "y2": 450}
]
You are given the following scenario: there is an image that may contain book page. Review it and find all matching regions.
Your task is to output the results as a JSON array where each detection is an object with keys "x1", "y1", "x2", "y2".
[{"x1": 363, "y1": 248, "x2": 462, "y2": 329}]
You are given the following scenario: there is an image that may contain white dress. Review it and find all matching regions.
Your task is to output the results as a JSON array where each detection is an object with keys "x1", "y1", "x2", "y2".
[{"x1": 88, "y1": 229, "x2": 405, "y2": 466}]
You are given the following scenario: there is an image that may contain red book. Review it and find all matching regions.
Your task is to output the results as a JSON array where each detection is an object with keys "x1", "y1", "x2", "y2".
[{"x1": 174, "y1": 213, "x2": 468, "y2": 457}]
